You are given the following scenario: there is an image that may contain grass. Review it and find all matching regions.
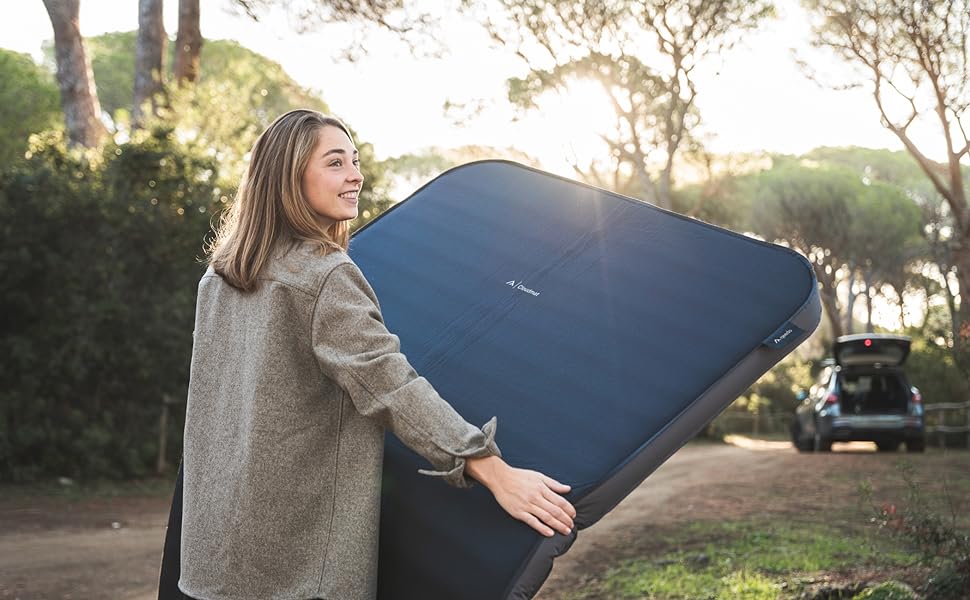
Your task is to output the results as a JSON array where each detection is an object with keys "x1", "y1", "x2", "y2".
[{"x1": 563, "y1": 518, "x2": 916, "y2": 600}]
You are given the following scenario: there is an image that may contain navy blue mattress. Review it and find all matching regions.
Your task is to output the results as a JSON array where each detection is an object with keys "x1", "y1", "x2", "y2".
[{"x1": 349, "y1": 161, "x2": 820, "y2": 600}]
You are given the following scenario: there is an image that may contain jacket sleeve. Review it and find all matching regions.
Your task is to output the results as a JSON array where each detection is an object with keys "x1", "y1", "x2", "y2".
[{"x1": 311, "y1": 261, "x2": 500, "y2": 488}]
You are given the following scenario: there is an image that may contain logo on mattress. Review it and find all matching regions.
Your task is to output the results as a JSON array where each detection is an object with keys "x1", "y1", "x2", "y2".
[
  {"x1": 762, "y1": 321, "x2": 806, "y2": 348},
  {"x1": 506, "y1": 280, "x2": 541, "y2": 297}
]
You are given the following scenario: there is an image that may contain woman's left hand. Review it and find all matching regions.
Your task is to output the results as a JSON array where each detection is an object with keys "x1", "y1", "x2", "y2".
[{"x1": 466, "y1": 455, "x2": 575, "y2": 537}]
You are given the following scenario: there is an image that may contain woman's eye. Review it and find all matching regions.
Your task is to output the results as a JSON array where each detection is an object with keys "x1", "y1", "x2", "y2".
[
  {"x1": 329, "y1": 160, "x2": 341, "y2": 167},
  {"x1": 353, "y1": 160, "x2": 360, "y2": 167}
]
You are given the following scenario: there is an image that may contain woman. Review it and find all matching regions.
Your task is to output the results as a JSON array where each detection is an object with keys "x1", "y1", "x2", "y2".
[{"x1": 177, "y1": 109, "x2": 575, "y2": 600}]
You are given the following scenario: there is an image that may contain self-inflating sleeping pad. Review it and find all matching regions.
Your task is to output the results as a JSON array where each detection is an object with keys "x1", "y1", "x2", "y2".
[{"x1": 158, "y1": 160, "x2": 820, "y2": 600}]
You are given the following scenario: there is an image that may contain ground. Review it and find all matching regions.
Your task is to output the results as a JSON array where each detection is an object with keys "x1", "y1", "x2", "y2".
[{"x1": 1, "y1": 438, "x2": 966, "y2": 600}]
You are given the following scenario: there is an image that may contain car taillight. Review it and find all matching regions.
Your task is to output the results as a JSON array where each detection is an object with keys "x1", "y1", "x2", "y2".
[
  {"x1": 912, "y1": 391, "x2": 922, "y2": 404},
  {"x1": 825, "y1": 393, "x2": 838, "y2": 405}
]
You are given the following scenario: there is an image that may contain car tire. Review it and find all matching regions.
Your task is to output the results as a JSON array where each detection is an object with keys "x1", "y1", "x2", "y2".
[
  {"x1": 813, "y1": 429, "x2": 832, "y2": 452},
  {"x1": 791, "y1": 421, "x2": 813, "y2": 452},
  {"x1": 875, "y1": 440, "x2": 900, "y2": 452},
  {"x1": 906, "y1": 438, "x2": 926, "y2": 453}
]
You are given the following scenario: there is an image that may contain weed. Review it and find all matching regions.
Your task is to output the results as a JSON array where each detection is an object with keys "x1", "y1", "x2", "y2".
[{"x1": 858, "y1": 460, "x2": 970, "y2": 600}]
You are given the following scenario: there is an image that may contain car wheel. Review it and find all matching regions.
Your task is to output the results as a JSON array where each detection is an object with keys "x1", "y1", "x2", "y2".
[
  {"x1": 906, "y1": 438, "x2": 926, "y2": 453},
  {"x1": 791, "y1": 421, "x2": 813, "y2": 453},
  {"x1": 813, "y1": 430, "x2": 832, "y2": 452},
  {"x1": 875, "y1": 440, "x2": 900, "y2": 452}
]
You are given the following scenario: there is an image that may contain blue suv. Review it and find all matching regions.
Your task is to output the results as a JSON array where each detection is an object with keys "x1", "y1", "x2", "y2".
[{"x1": 791, "y1": 334, "x2": 925, "y2": 452}]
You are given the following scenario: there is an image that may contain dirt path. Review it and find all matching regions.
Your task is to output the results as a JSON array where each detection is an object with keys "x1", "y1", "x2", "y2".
[{"x1": 1, "y1": 439, "x2": 964, "y2": 600}]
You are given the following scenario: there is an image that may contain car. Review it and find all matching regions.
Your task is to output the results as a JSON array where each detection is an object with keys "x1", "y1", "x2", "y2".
[{"x1": 791, "y1": 334, "x2": 925, "y2": 452}]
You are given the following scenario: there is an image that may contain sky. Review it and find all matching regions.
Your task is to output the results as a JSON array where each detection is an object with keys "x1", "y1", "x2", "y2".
[{"x1": 3, "y1": 0, "x2": 946, "y2": 180}]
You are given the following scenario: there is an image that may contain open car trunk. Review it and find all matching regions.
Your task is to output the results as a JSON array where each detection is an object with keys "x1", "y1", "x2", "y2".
[{"x1": 837, "y1": 371, "x2": 909, "y2": 415}]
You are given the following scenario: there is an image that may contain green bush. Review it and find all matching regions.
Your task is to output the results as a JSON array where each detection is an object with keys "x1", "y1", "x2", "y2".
[
  {"x1": 0, "y1": 129, "x2": 218, "y2": 481},
  {"x1": 861, "y1": 463, "x2": 970, "y2": 600},
  {"x1": 852, "y1": 581, "x2": 916, "y2": 600},
  {"x1": 904, "y1": 336, "x2": 970, "y2": 448},
  {"x1": 0, "y1": 49, "x2": 61, "y2": 166}
]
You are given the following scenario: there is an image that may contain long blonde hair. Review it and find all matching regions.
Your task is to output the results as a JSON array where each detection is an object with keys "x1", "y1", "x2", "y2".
[{"x1": 207, "y1": 109, "x2": 353, "y2": 291}]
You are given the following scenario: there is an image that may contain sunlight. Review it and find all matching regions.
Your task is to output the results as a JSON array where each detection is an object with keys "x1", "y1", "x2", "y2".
[{"x1": 527, "y1": 78, "x2": 619, "y2": 176}]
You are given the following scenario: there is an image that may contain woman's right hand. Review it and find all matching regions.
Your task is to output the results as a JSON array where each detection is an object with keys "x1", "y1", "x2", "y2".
[{"x1": 465, "y1": 455, "x2": 576, "y2": 537}]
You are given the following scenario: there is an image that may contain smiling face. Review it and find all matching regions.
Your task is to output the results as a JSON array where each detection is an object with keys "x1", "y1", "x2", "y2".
[{"x1": 302, "y1": 125, "x2": 364, "y2": 227}]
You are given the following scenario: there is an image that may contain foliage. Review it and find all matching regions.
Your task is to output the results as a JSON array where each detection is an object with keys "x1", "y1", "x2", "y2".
[
  {"x1": 0, "y1": 49, "x2": 61, "y2": 166},
  {"x1": 382, "y1": 145, "x2": 541, "y2": 198},
  {"x1": 228, "y1": 0, "x2": 441, "y2": 60},
  {"x1": 860, "y1": 461, "x2": 969, "y2": 600},
  {"x1": 748, "y1": 158, "x2": 922, "y2": 337},
  {"x1": 485, "y1": 0, "x2": 774, "y2": 209},
  {"x1": 0, "y1": 129, "x2": 218, "y2": 481},
  {"x1": 802, "y1": 0, "x2": 970, "y2": 368},
  {"x1": 79, "y1": 32, "x2": 392, "y2": 226},
  {"x1": 905, "y1": 336, "x2": 969, "y2": 402},
  {"x1": 851, "y1": 581, "x2": 916, "y2": 600},
  {"x1": 670, "y1": 172, "x2": 755, "y2": 233}
]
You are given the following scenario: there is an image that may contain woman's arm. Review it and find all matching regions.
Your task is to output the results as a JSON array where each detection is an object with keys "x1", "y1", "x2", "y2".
[
  {"x1": 312, "y1": 260, "x2": 576, "y2": 536},
  {"x1": 466, "y1": 455, "x2": 576, "y2": 537}
]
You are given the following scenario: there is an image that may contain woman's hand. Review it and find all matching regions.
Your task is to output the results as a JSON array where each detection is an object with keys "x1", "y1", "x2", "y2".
[{"x1": 466, "y1": 455, "x2": 576, "y2": 537}]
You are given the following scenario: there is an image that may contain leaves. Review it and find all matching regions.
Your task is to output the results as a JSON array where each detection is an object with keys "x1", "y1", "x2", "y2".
[{"x1": 485, "y1": 0, "x2": 774, "y2": 208}]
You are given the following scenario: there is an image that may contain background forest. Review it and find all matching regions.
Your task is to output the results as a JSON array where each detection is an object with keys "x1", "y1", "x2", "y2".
[{"x1": 1, "y1": 0, "x2": 968, "y2": 481}]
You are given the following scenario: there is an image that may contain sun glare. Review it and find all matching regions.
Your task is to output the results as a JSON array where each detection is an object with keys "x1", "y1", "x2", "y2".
[{"x1": 526, "y1": 79, "x2": 619, "y2": 177}]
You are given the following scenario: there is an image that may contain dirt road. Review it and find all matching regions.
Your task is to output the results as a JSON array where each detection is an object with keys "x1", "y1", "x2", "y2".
[{"x1": 1, "y1": 439, "x2": 963, "y2": 600}]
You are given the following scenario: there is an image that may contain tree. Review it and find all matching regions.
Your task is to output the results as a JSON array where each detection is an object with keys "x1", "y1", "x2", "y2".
[
  {"x1": 41, "y1": 0, "x2": 107, "y2": 147},
  {"x1": 804, "y1": 0, "x2": 970, "y2": 347},
  {"x1": 173, "y1": 0, "x2": 202, "y2": 85},
  {"x1": 845, "y1": 181, "x2": 923, "y2": 332},
  {"x1": 750, "y1": 161, "x2": 858, "y2": 338},
  {"x1": 807, "y1": 146, "x2": 966, "y2": 338},
  {"x1": 0, "y1": 50, "x2": 61, "y2": 165},
  {"x1": 133, "y1": 0, "x2": 166, "y2": 124},
  {"x1": 750, "y1": 159, "x2": 922, "y2": 337},
  {"x1": 382, "y1": 144, "x2": 541, "y2": 198},
  {"x1": 75, "y1": 34, "x2": 394, "y2": 225},
  {"x1": 486, "y1": 0, "x2": 773, "y2": 209}
]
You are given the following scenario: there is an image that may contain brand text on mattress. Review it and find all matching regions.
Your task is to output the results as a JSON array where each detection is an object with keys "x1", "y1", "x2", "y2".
[
  {"x1": 773, "y1": 328, "x2": 793, "y2": 344},
  {"x1": 506, "y1": 280, "x2": 541, "y2": 297}
]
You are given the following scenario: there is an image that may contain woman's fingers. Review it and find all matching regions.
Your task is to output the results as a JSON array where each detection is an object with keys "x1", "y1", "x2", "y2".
[
  {"x1": 541, "y1": 485, "x2": 577, "y2": 520},
  {"x1": 528, "y1": 502, "x2": 572, "y2": 536},
  {"x1": 520, "y1": 512, "x2": 555, "y2": 537},
  {"x1": 542, "y1": 474, "x2": 571, "y2": 495},
  {"x1": 535, "y1": 489, "x2": 574, "y2": 530},
  {"x1": 484, "y1": 461, "x2": 577, "y2": 537}
]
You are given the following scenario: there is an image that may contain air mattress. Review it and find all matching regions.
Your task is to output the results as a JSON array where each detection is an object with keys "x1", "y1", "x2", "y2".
[
  {"x1": 351, "y1": 161, "x2": 820, "y2": 599},
  {"x1": 158, "y1": 160, "x2": 819, "y2": 600}
]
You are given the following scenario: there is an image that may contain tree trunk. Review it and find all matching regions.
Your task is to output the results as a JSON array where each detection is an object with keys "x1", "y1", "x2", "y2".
[
  {"x1": 893, "y1": 284, "x2": 905, "y2": 330},
  {"x1": 845, "y1": 266, "x2": 856, "y2": 335},
  {"x1": 813, "y1": 263, "x2": 844, "y2": 339},
  {"x1": 657, "y1": 163, "x2": 673, "y2": 211},
  {"x1": 41, "y1": 0, "x2": 107, "y2": 148},
  {"x1": 173, "y1": 0, "x2": 202, "y2": 85},
  {"x1": 950, "y1": 242, "x2": 970, "y2": 356},
  {"x1": 863, "y1": 269, "x2": 874, "y2": 333},
  {"x1": 134, "y1": 0, "x2": 166, "y2": 125}
]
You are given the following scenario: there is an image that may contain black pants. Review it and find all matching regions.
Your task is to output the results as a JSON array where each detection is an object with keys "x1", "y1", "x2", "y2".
[{"x1": 158, "y1": 461, "x2": 191, "y2": 600}]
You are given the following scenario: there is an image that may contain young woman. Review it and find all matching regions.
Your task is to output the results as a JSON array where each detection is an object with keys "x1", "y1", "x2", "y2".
[{"x1": 177, "y1": 109, "x2": 575, "y2": 600}]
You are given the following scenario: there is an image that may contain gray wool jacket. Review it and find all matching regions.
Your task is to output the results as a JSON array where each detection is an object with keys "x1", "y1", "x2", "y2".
[{"x1": 179, "y1": 241, "x2": 500, "y2": 600}]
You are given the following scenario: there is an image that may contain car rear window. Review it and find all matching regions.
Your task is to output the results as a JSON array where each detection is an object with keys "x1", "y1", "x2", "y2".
[{"x1": 838, "y1": 372, "x2": 909, "y2": 413}]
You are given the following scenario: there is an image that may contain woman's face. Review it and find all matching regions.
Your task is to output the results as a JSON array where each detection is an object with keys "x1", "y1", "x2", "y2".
[{"x1": 302, "y1": 125, "x2": 363, "y2": 227}]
